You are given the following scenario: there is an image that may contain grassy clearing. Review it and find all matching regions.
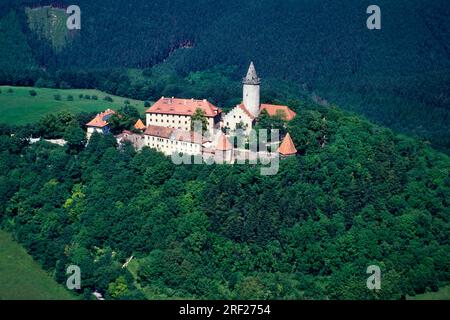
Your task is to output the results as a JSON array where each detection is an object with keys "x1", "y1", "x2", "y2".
[
  {"x1": 0, "y1": 86, "x2": 145, "y2": 125},
  {"x1": 407, "y1": 285, "x2": 450, "y2": 300},
  {"x1": 0, "y1": 230, "x2": 75, "y2": 300},
  {"x1": 25, "y1": 6, "x2": 69, "y2": 52}
]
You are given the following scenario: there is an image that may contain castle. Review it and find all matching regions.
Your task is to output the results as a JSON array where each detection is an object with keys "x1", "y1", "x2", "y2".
[{"x1": 87, "y1": 63, "x2": 298, "y2": 162}]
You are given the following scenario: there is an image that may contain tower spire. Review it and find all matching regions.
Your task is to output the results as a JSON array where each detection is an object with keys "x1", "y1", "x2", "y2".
[{"x1": 243, "y1": 61, "x2": 261, "y2": 85}]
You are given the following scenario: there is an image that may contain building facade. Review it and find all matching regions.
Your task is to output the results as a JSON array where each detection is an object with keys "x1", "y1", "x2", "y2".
[{"x1": 86, "y1": 109, "x2": 115, "y2": 140}]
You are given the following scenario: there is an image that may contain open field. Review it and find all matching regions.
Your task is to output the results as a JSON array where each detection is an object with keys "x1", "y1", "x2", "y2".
[
  {"x1": 25, "y1": 6, "x2": 69, "y2": 52},
  {"x1": 407, "y1": 285, "x2": 450, "y2": 300},
  {"x1": 0, "y1": 86, "x2": 145, "y2": 125},
  {"x1": 0, "y1": 230, "x2": 75, "y2": 300}
]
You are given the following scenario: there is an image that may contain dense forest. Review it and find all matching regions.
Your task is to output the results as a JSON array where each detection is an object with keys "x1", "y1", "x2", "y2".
[
  {"x1": 0, "y1": 99, "x2": 449, "y2": 299},
  {"x1": 0, "y1": 0, "x2": 449, "y2": 300},
  {"x1": 0, "y1": 0, "x2": 449, "y2": 152}
]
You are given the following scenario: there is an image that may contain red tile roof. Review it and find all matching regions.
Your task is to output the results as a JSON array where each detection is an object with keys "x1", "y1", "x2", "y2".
[
  {"x1": 238, "y1": 104, "x2": 256, "y2": 120},
  {"x1": 86, "y1": 109, "x2": 116, "y2": 128},
  {"x1": 134, "y1": 119, "x2": 146, "y2": 130},
  {"x1": 144, "y1": 125, "x2": 174, "y2": 139},
  {"x1": 216, "y1": 134, "x2": 233, "y2": 151},
  {"x1": 278, "y1": 133, "x2": 297, "y2": 156},
  {"x1": 260, "y1": 104, "x2": 296, "y2": 121},
  {"x1": 146, "y1": 97, "x2": 222, "y2": 117}
]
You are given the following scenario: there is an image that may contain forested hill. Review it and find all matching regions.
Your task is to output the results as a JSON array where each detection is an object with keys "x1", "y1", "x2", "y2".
[
  {"x1": 0, "y1": 0, "x2": 449, "y2": 152},
  {"x1": 1, "y1": 100, "x2": 450, "y2": 300}
]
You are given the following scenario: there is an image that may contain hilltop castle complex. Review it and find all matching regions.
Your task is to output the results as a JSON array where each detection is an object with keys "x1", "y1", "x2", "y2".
[{"x1": 87, "y1": 63, "x2": 298, "y2": 162}]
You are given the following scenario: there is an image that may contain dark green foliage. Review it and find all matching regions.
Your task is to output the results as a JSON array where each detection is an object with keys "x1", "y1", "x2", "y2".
[
  {"x1": 0, "y1": 1, "x2": 448, "y2": 152},
  {"x1": 0, "y1": 100, "x2": 449, "y2": 300},
  {"x1": 64, "y1": 125, "x2": 87, "y2": 154},
  {"x1": 54, "y1": 94, "x2": 61, "y2": 101},
  {"x1": 255, "y1": 109, "x2": 287, "y2": 138},
  {"x1": 37, "y1": 111, "x2": 75, "y2": 139},
  {"x1": 29, "y1": 90, "x2": 37, "y2": 97},
  {"x1": 108, "y1": 105, "x2": 140, "y2": 135}
]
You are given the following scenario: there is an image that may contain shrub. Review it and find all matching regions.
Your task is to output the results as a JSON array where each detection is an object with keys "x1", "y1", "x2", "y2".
[
  {"x1": 35, "y1": 78, "x2": 47, "y2": 88},
  {"x1": 29, "y1": 90, "x2": 37, "y2": 96},
  {"x1": 67, "y1": 95, "x2": 74, "y2": 101},
  {"x1": 92, "y1": 95, "x2": 98, "y2": 100},
  {"x1": 59, "y1": 81, "x2": 71, "y2": 89},
  {"x1": 79, "y1": 94, "x2": 84, "y2": 99},
  {"x1": 124, "y1": 100, "x2": 130, "y2": 105},
  {"x1": 7, "y1": 88, "x2": 13, "y2": 93},
  {"x1": 144, "y1": 101, "x2": 151, "y2": 108},
  {"x1": 104, "y1": 96, "x2": 114, "y2": 102},
  {"x1": 84, "y1": 95, "x2": 91, "y2": 100},
  {"x1": 54, "y1": 94, "x2": 62, "y2": 101}
]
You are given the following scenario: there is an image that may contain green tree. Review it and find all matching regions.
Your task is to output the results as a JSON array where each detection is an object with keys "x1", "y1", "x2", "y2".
[
  {"x1": 191, "y1": 108, "x2": 209, "y2": 132},
  {"x1": 64, "y1": 125, "x2": 87, "y2": 154}
]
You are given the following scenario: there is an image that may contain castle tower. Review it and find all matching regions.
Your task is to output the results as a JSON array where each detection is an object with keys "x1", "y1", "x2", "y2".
[{"x1": 243, "y1": 62, "x2": 261, "y2": 118}]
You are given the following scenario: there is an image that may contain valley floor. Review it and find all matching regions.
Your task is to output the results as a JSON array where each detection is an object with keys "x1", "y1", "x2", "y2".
[{"x1": 0, "y1": 230, "x2": 75, "y2": 300}]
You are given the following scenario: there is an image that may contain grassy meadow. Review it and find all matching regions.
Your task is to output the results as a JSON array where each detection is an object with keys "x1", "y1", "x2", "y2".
[
  {"x1": 0, "y1": 230, "x2": 75, "y2": 300},
  {"x1": 407, "y1": 285, "x2": 450, "y2": 300},
  {"x1": 25, "y1": 6, "x2": 69, "y2": 52},
  {"x1": 0, "y1": 86, "x2": 145, "y2": 125}
]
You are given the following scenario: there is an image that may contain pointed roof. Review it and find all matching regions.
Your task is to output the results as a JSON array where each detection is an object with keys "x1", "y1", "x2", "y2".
[
  {"x1": 243, "y1": 61, "x2": 261, "y2": 85},
  {"x1": 238, "y1": 103, "x2": 256, "y2": 120},
  {"x1": 216, "y1": 134, "x2": 233, "y2": 151},
  {"x1": 134, "y1": 119, "x2": 146, "y2": 130},
  {"x1": 278, "y1": 133, "x2": 297, "y2": 156}
]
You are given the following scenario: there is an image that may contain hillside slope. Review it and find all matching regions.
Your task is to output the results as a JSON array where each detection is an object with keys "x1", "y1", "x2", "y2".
[
  {"x1": 0, "y1": 101, "x2": 449, "y2": 300},
  {"x1": 0, "y1": 0, "x2": 449, "y2": 151},
  {"x1": 0, "y1": 230, "x2": 75, "y2": 300}
]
